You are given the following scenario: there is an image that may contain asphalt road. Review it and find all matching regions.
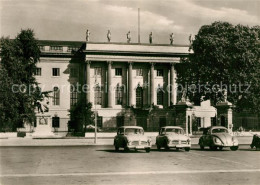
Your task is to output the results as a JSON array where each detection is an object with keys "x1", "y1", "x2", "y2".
[{"x1": 0, "y1": 145, "x2": 259, "y2": 185}]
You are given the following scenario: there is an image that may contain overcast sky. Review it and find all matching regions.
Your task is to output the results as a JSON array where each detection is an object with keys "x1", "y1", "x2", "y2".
[{"x1": 0, "y1": 0, "x2": 259, "y2": 45}]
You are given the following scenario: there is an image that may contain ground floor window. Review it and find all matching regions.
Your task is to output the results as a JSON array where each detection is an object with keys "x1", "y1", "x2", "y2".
[
  {"x1": 157, "y1": 88, "x2": 164, "y2": 105},
  {"x1": 97, "y1": 116, "x2": 103, "y2": 128},
  {"x1": 94, "y1": 85, "x2": 102, "y2": 105},
  {"x1": 136, "y1": 87, "x2": 143, "y2": 107},
  {"x1": 115, "y1": 84, "x2": 123, "y2": 105},
  {"x1": 70, "y1": 85, "x2": 78, "y2": 107},
  {"x1": 52, "y1": 117, "x2": 60, "y2": 128}
]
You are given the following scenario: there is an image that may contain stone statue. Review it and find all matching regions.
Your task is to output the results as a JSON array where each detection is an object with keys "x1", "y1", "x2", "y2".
[
  {"x1": 86, "y1": 29, "x2": 90, "y2": 42},
  {"x1": 170, "y1": 33, "x2": 174, "y2": 45},
  {"x1": 127, "y1": 31, "x2": 131, "y2": 43},
  {"x1": 189, "y1": 34, "x2": 194, "y2": 44},
  {"x1": 223, "y1": 89, "x2": 227, "y2": 102},
  {"x1": 36, "y1": 96, "x2": 49, "y2": 114},
  {"x1": 149, "y1": 32, "x2": 153, "y2": 44},
  {"x1": 107, "y1": 30, "x2": 111, "y2": 42},
  {"x1": 181, "y1": 88, "x2": 187, "y2": 102}
]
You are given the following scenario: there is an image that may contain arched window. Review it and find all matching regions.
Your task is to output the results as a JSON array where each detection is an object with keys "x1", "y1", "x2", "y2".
[
  {"x1": 157, "y1": 86, "x2": 164, "y2": 105},
  {"x1": 53, "y1": 87, "x2": 60, "y2": 105},
  {"x1": 136, "y1": 86, "x2": 143, "y2": 107},
  {"x1": 94, "y1": 85, "x2": 102, "y2": 105},
  {"x1": 115, "y1": 84, "x2": 123, "y2": 105}
]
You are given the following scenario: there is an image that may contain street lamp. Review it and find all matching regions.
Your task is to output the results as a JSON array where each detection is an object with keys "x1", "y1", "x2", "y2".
[{"x1": 94, "y1": 83, "x2": 98, "y2": 144}]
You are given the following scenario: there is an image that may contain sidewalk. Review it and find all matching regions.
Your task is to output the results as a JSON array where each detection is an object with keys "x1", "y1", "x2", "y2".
[{"x1": 0, "y1": 136, "x2": 253, "y2": 147}]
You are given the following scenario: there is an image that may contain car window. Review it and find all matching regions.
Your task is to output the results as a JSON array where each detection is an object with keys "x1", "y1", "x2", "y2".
[
  {"x1": 212, "y1": 128, "x2": 228, "y2": 133},
  {"x1": 125, "y1": 128, "x2": 144, "y2": 135},
  {"x1": 165, "y1": 128, "x2": 184, "y2": 134}
]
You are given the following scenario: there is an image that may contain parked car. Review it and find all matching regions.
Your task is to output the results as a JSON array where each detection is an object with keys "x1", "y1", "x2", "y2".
[
  {"x1": 199, "y1": 126, "x2": 239, "y2": 151},
  {"x1": 156, "y1": 126, "x2": 191, "y2": 151},
  {"x1": 250, "y1": 134, "x2": 260, "y2": 150},
  {"x1": 114, "y1": 126, "x2": 152, "y2": 152}
]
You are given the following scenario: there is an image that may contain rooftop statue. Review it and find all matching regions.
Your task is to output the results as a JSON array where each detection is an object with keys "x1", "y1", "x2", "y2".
[
  {"x1": 86, "y1": 29, "x2": 90, "y2": 42},
  {"x1": 127, "y1": 31, "x2": 131, "y2": 43},
  {"x1": 149, "y1": 32, "x2": 153, "y2": 44},
  {"x1": 107, "y1": 30, "x2": 111, "y2": 42},
  {"x1": 223, "y1": 89, "x2": 228, "y2": 102},
  {"x1": 170, "y1": 33, "x2": 174, "y2": 45},
  {"x1": 189, "y1": 34, "x2": 194, "y2": 44},
  {"x1": 181, "y1": 88, "x2": 187, "y2": 102}
]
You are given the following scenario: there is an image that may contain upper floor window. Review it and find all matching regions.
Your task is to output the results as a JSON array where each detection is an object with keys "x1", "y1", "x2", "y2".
[
  {"x1": 157, "y1": 69, "x2": 164, "y2": 77},
  {"x1": 94, "y1": 67, "x2": 102, "y2": 76},
  {"x1": 50, "y1": 46, "x2": 62, "y2": 51},
  {"x1": 67, "y1": 47, "x2": 79, "y2": 52},
  {"x1": 136, "y1": 69, "x2": 143, "y2": 76},
  {"x1": 94, "y1": 85, "x2": 102, "y2": 105},
  {"x1": 52, "y1": 68, "x2": 60, "y2": 76},
  {"x1": 70, "y1": 68, "x2": 78, "y2": 78},
  {"x1": 115, "y1": 68, "x2": 122, "y2": 76},
  {"x1": 34, "y1": 68, "x2": 42, "y2": 76},
  {"x1": 39, "y1": 46, "x2": 45, "y2": 51},
  {"x1": 53, "y1": 87, "x2": 60, "y2": 106}
]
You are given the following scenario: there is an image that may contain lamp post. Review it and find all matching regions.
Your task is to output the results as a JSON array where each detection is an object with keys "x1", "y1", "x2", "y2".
[{"x1": 94, "y1": 82, "x2": 98, "y2": 144}]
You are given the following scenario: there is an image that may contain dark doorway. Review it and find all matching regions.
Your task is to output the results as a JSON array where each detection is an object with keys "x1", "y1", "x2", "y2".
[
  {"x1": 221, "y1": 116, "x2": 226, "y2": 127},
  {"x1": 116, "y1": 116, "x2": 124, "y2": 128},
  {"x1": 188, "y1": 116, "x2": 191, "y2": 134},
  {"x1": 136, "y1": 117, "x2": 147, "y2": 130}
]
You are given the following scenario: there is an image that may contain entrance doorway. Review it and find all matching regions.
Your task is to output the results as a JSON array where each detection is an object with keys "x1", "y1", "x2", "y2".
[
  {"x1": 221, "y1": 116, "x2": 226, "y2": 127},
  {"x1": 136, "y1": 87, "x2": 143, "y2": 108}
]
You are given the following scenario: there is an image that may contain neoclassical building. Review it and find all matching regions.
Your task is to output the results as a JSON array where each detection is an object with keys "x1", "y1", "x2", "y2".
[{"x1": 34, "y1": 39, "x2": 218, "y2": 134}]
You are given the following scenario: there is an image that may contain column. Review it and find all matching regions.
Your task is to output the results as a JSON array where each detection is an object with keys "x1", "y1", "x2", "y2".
[
  {"x1": 86, "y1": 61, "x2": 91, "y2": 103},
  {"x1": 150, "y1": 63, "x2": 155, "y2": 106},
  {"x1": 107, "y1": 61, "x2": 112, "y2": 108},
  {"x1": 128, "y1": 62, "x2": 133, "y2": 106},
  {"x1": 170, "y1": 63, "x2": 177, "y2": 105}
]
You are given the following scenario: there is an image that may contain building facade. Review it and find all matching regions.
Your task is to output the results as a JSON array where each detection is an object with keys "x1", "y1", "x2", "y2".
[{"x1": 34, "y1": 40, "x2": 218, "y2": 134}]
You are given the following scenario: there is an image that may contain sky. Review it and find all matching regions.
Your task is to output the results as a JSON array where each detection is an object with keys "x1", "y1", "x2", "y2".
[{"x1": 0, "y1": 0, "x2": 259, "y2": 45}]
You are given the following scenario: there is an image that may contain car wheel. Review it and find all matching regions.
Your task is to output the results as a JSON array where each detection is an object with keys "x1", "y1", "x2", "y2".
[
  {"x1": 250, "y1": 144, "x2": 254, "y2": 149},
  {"x1": 230, "y1": 146, "x2": 239, "y2": 151},
  {"x1": 176, "y1": 148, "x2": 179, "y2": 151},
  {"x1": 157, "y1": 144, "x2": 161, "y2": 150},
  {"x1": 185, "y1": 147, "x2": 190, "y2": 152},
  {"x1": 164, "y1": 141, "x2": 169, "y2": 150},
  {"x1": 200, "y1": 145, "x2": 204, "y2": 150},
  {"x1": 145, "y1": 148, "x2": 151, "y2": 153},
  {"x1": 210, "y1": 146, "x2": 217, "y2": 151},
  {"x1": 218, "y1": 146, "x2": 223, "y2": 151},
  {"x1": 115, "y1": 146, "x2": 119, "y2": 151}
]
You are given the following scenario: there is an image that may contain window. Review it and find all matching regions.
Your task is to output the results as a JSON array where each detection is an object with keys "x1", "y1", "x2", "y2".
[
  {"x1": 94, "y1": 67, "x2": 102, "y2": 76},
  {"x1": 52, "y1": 117, "x2": 60, "y2": 128},
  {"x1": 97, "y1": 116, "x2": 103, "y2": 128},
  {"x1": 115, "y1": 84, "x2": 123, "y2": 105},
  {"x1": 197, "y1": 117, "x2": 201, "y2": 127},
  {"x1": 39, "y1": 46, "x2": 45, "y2": 51},
  {"x1": 136, "y1": 87, "x2": 143, "y2": 107},
  {"x1": 34, "y1": 68, "x2": 41, "y2": 76},
  {"x1": 52, "y1": 68, "x2": 60, "y2": 76},
  {"x1": 67, "y1": 47, "x2": 79, "y2": 52},
  {"x1": 94, "y1": 85, "x2": 102, "y2": 105},
  {"x1": 157, "y1": 69, "x2": 164, "y2": 76},
  {"x1": 136, "y1": 69, "x2": 143, "y2": 76},
  {"x1": 157, "y1": 87, "x2": 164, "y2": 105},
  {"x1": 70, "y1": 68, "x2": 78, "y2": 78},
  {"x1": 50, "y1": 46, "x2": 62, "y2": 51},
  {"x1": 53, "y1": 87, "x2": 60, "y2": 105},
  {"x1": 115, "y1": 68, "x2": 122, "y2": 76},
  {"x1": 70, "y1": 85, "x2": 78, "y2": 107}
]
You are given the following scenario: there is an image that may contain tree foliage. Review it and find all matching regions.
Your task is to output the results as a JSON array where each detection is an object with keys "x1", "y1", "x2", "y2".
[
  {"x1": 0, "y1": 29, "x2": 44, "y2": 131},
  {"x1": 69, "y1": 97, "x2": 95, "y2": 133},
  {"x1": 176, "y1": 22, "x2": 260, "y2": 112}
]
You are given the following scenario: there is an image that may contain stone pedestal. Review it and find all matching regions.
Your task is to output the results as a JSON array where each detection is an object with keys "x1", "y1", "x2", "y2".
[
  {"x1": 216, "y1": 101, "x2": 233, "y2": 132},
  {"x1": 174, "y1": 101, "x2": 193, "y2": 135},
  {"x1": 32, "y1": 114, "x2": 56, "y2": 138}
]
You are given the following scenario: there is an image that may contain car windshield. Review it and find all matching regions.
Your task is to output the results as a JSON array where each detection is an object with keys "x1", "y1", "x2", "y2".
[
  {"x1": 212, "y1": 128, "x2": 228, "y2": 133},
  {"x1": 165, "y1": 128, "x2": 184, "y2": 134},
  {"x1": 124, "y1": 128, "x2": 144, "y2": 135}
]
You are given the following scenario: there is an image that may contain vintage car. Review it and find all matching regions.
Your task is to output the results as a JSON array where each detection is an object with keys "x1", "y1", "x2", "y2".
[
  {"x1": 199, "y1": 126, "x2": 239, "y2": 151},
  {"x1": 250, "y1": 134, "x2": 260, "y2": 150},
  {"x1": 156, "y1": 126, "x2": 191, "y2": 151},
  {"x1": 114, "y1": 126, "x2": 152, "y2": 152}
]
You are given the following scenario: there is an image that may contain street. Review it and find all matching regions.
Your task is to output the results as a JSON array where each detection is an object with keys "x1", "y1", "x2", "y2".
[{"x1": 0, "y1": 145, "x2": 259, "y2": 185}]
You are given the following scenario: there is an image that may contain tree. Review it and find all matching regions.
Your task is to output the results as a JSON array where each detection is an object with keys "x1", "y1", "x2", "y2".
[
  {"x1": 0, "y1": 29, "x2": 45, "y2": 131},
  {"x1": 69, "y1": 97, "x2": 95, "y2": 133},
  {"x1": 176, "y1": 22, "x2": 260, "y2": 112}
]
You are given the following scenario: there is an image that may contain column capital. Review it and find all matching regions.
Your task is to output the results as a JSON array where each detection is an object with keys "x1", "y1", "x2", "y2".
[
  {"x1": 86, "y1": 60, "x2": 91, "y2": 64},
  {"x1": 170, "y1": 62, "x2": 176, "y2": 66},
  {"x1": 107, "y1": 61, "x2": 113, "y2": 65},
  {"x1": 150, "y1": 62, "x2": 155, "y2": 67},
  {"x1": 128, "y1": 61, "x2": 133, "y2": 65}
]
